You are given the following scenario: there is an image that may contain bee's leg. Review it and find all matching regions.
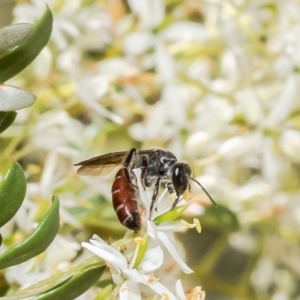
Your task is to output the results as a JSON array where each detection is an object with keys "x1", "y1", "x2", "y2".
[
  {"x1": 138, "y1": 155, "x2": 148, "y2": 190},
  {"x1": 149, "y1": 177, "x2": 160, "y2": 217},
  {"x1": 170, "y1": 195, "x2": 180, "y2": 210},
  {"x1": 123, "y1": 148, "x2": 139, "y2": 187},
  {"x1": 167, "y1": 182, "x2": 181, "y2": 211},
  {"x1": 123, "y1": 166, "x2": 136, "y2": 188},
  {"x1": 123, "y1": 148, "x2": 138, "y2": 168},
  {"x1": 166, "y1": 182, "x2": 174, "y2": 194}
]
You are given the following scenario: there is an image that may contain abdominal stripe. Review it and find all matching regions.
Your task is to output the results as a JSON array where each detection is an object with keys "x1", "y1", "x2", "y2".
[
  {"x1": 115, "y1": 204, "x2": 124, "y2": 212},
  {"x1": 112, "y1": 188, "x2": 120, "y2": 195}
]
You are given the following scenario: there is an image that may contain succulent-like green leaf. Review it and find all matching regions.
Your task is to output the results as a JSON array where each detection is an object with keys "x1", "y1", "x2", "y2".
[
  {"x1": 0, "y1": 111, "x2": 17, "y2": 133},
  {"x1": 35, "y1": 266, "x2": 105, "y2": 300},
  {"x1": 0, "y1": 161, "x2": 26, "y2": 228},
  {"x1": 0, "y1": 84, "x2": 36, "y2": 111},
  {"x1": 0, "y1": 7, "x2": 52, "y2": 82},
  {"x1": 0, "y1": 23, "x2": 32, "y2": 51},
  {"x1": 2, "y1": 256, "x2": 105, "y2": 300},
  {"x1": 0, "y1": 196, "x2": 60, "y2": 269}
]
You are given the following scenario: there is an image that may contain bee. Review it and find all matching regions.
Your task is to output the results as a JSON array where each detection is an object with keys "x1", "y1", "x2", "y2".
[{"x1": 75, "y1": 148, "x2": 216, "y2": 230}]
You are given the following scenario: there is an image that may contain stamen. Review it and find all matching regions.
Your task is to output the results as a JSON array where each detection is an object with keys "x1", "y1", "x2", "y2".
[
  {"x1": 185, "y1": 286, "x2": 206, "y2": 300},
  {"x1": 193, "y1": 218, "x2": 202, "y2": 233},
  {"x1": 181, "y1": 218, "x2": 202, "y2": 233},
  {"x1": 147, "y1": 273, "x2": 159, "y2": 284},
  {"x1": 181, "y1": 219, "x2": 196, "y2": 229},
  {"x1": 161, "y1": 292, "x2": 170, "y2": 300}
]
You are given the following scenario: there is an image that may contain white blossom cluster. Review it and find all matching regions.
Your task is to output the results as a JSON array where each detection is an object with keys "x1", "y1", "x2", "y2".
[{"x1": 2, "y1": 0, "x2": 300, "y2": 299}]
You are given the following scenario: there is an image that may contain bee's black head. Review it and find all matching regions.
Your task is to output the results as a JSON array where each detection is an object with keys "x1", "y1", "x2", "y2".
[
  {"x1": 171, "y1": 163, "x2": 191, "y2": 200},
  {"x1": 170, "y1": 163, "x2": 217, "y2": 209}
]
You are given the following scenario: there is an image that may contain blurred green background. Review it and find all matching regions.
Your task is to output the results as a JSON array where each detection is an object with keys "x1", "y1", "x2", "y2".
[{"x1": 1, "y1": 0, "x2": 300, "y2": 299}]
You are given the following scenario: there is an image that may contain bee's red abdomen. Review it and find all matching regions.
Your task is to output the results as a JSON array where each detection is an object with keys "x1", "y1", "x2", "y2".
[{"x1": 111, "y1": 168, "x2": 141, "y2": 231}]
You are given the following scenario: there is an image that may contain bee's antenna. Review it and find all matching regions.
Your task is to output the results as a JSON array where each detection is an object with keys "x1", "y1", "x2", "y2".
[{"x1": 190, "y1": 177, "x2": 218, "y2": 207}]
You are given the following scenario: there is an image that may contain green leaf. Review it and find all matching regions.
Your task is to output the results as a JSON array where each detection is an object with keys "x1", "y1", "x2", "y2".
[
  {"x1": 0, "y1": 7, "x2": 53, "y2": 82},
  {"x1": 36, "y1": 266, "x2": 105, "y2": 300},
  {"x1": 0, "y1": 111, "x2": 17, "y2": 133},
  {"x1": 0, "y1": 161, "x2": 26, "y2": 228},
  {"x1": 0, "y1": 84, "x2": 36, "y2": 111},
  {"x1": 0, "y1": 196, "x2": 60, "y2": 269},
  {"x1": 3, "y1": 256, "x2": 105, "y2": 300},
  {"x1": 0, "y1": 23, "x2": 32, "y2": 51}
]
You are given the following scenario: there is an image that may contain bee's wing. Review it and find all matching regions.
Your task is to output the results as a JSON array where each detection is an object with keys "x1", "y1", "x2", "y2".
[
  {"x1": 76, "y1": 164, "x2": 119, "y2": 176},
  {"x1": 74, "y1": 151, "x2": 128, "y2": 176}
]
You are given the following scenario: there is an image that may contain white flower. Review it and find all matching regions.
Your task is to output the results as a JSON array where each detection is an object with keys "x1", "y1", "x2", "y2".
[
  {"x1": 161, "y1": 22, "x2": 208, "y2": 42},
  {"x1": 185, "y1": 131, "x2": 210, "y2": 158},
  {"x1": 265, "y1": 75, "x2": 299, "y2": 128},
  {"x1": 123, "y1": 31, "x2": 152, "y2": 56},
  {"x1": 280, "y1": 129, "x2": 300, "y2": 163},
  {"x1": 155, "y1": 41, "x2": 177, "y2": 83},
  {"x1": 217, "y1": 133, "x2": 258, "y2": 159},
  {"x1": 76, "y1": 75, "x2": 123, "y2": 125},
  {"x1": 128, "y1": 0, "x2": 165, "y2": 29},
  {"x1": 131, "y1": 168, "x2": 194, "y2": 275},
  {"x1": 128, "y1": 102, "x2": 176, "y2": 142},
  {"x1": 82, "y1": 235, "x2": 183, "y2": 300},
  {"x1": 161, "y1": 84, "x2": 187, "y2": 128},
  {"x1": 235, "y1": 88, "x2": 264, "y2": 125},
  {"x1": 31, "y1": 110, "x2": 83, "y2": 156},
  {"x1": 82, "y1": 235, "x2": 127, "y2": 275},
  {"x1": 14, "y1": 0, "x2": 81, "y2": 50},
  {"x1": 146, "y1": 220, "x2": 193, "y2": 275}
]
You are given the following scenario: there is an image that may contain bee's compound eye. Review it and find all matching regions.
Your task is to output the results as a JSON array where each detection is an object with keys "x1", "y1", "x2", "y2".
[{"x1": 172, "y1": 164, "x2": 188, "y2": 188}]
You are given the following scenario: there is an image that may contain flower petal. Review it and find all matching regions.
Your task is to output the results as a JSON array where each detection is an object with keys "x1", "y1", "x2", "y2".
[
  {"x1": 139, "y1": 246, "x2": 164, "y2": 272},
  {"x1": 81, "y1": 241, "x2": 127, "y2": 272},
  {"x1": 175, "y1": 279, "x2": 186, "y2": 300},
  {"x1": 265, "y1": 75, "x2": 299, "y2": 127},
  {"x1": 146, "y1": 220, "x2": 158, "y2": 239},
  {"x1": 157, "y1": 231, "x2": 193, "y2": 274},
  {"x1": 128, "y1": 0, "x2": 165, "y2": 28},
  {"x1": 123, "y1": 269, "x2": 178, "y2": 300},
  {"x1": 111, "y1": 265, "x2": 122, "y2": 284},
  {"x1": 90, "y1": 238, "x2": 128, "y2": 264},
  {"x1": 119, "y1": 280, "x2": 141, "y2": 300},
  {"x1": 132, "y1": 168, "x2": 152, "y2": 218},
  {"x1": 123, "y1": 269, "x2": 144, "y2": 283}
]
